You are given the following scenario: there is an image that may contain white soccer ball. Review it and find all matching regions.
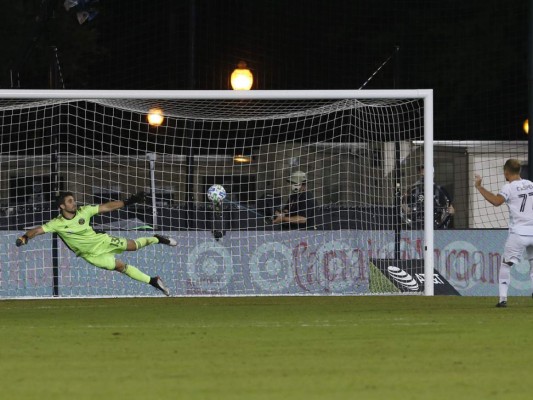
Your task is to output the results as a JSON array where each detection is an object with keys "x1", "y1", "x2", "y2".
[{"x1": 207, "y1": 184, "x2": 226, "y2": 203}]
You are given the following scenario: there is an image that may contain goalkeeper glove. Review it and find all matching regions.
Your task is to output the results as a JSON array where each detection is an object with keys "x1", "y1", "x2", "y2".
[
  {"x1": 123, "y1": 191, "x2": 147, "y2": 206},
  {"x1": 16, "y1": 234, "x2": 29, "y2": 247}
]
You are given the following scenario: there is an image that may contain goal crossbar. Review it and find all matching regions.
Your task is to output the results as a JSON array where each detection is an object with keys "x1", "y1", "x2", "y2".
[{"x1": 0, "y1": 89, "x2": 433, "y2": 100}]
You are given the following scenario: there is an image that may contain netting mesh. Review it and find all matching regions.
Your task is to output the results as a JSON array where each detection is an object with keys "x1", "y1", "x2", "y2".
[{"x1": 1, "y1": 92, "x2": 432, "y2": 297}]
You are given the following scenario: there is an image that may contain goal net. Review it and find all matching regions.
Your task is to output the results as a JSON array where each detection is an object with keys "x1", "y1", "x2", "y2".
[{"x1": 0, "y1": 89, "x2": 434, "y2": 298}]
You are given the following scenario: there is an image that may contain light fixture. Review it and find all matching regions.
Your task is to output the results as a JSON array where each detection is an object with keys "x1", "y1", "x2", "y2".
[
  {"x1": 147, "y1": 108, "x2": 164, "y2": 126},
  {"x1": 524, "y1": 118, "x2": 529, "y2": 135},
  {"x1": 230, "y1": 61, "x2": 253, "y2": 90},
  {"x1": 233, "y1": 155, "x2": 252, "y2": 163}
]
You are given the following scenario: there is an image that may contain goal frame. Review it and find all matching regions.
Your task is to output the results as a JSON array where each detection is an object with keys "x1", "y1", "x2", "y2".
[{"x1": 0, "y1": 89, "x2": 434, "y2": 296}]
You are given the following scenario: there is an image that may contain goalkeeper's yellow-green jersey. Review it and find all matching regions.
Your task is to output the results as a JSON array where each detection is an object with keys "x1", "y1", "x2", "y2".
[{"x1": 42, "y1": 205, "x2": 107, "y2": 256}]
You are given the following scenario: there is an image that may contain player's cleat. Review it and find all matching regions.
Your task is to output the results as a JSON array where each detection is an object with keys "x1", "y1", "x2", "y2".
[
  {"x1": 495, "y1": 301, "x2": 507, "y2": 308},
  {"x1": 154, "y1": 234, "x2": 177, "y2": 246},
  {"x1": 150, "y1": 276, "x2": 170, "y2": 296}
]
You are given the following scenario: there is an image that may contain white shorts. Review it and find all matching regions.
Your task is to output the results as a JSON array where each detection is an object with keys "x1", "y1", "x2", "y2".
[{"x1": 503, "y1": 233, "x2": 533, "y2": 264}]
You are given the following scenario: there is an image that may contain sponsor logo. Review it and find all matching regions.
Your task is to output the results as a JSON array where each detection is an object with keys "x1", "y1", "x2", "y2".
[
  {"x1": 415, "y1": 273, "x2": 445, "y2": 284},
  {"x1": 387, "y1": 266, "x2": 419, "y2": 291},
  {"x1": 79, "y1": 218, "x2": 85, "y2": 225}
]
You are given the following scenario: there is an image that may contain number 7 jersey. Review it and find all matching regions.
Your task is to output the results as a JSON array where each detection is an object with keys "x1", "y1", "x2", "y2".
[{"x1": 499, "y1": 179, "x2": 533, "y2": 235}]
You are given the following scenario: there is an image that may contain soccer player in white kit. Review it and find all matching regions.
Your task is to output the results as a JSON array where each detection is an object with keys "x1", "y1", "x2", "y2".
[{"x1": 475, "y1": 159, "x2": 533, "y2": 307}]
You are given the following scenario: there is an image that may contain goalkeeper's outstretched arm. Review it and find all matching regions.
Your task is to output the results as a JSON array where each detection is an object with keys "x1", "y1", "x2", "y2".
[
  {"x1": 98, "y1": 200, "x2": 128, "y2": 214},
  {"x1": 98, "y1": 191, "x2": 147, "y2": 214},
  {"x1": 16, "y1": 226, "x2": 45, "y2": 247}
]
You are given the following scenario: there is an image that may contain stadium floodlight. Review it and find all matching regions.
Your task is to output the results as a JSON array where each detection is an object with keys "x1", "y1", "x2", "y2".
[
  {"x1": 233, "y1": 155, "x2": 252, "y2": 163},
  {"x1": 0, "y1": 89, "x2": 434, "y2": 298},
  {"x1": 230, "y1": 61, "x2": 254, "y2": 90},
  {"x1": 147, "y1": 108, "x2": 164, "y2": 126}
]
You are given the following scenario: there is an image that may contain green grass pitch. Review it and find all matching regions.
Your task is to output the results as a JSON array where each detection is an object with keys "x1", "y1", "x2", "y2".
[{"x1": 1, "y1": 296, "x2": 532, "y2": 400}]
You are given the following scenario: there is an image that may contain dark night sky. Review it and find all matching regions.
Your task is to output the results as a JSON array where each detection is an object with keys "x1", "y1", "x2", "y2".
[{"x1": 0, "y1": 0, "x2": 529, "y2": 140}]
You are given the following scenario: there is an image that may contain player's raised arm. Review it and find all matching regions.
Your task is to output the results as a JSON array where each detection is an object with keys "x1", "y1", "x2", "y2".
[
  {"x1": 474, "y1": 174, "x2": 505, "y2": 206},
  {"x1": 98, "y1": 191, "x2": 147, "y2": 214},
  {"x1": 15, "y1": 226, "x2": 45, "y2": 247}
]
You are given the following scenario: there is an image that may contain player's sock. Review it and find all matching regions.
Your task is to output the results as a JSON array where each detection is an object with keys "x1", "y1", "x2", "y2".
[
  {"x1": 122, "y1": 264, "x2": 150, "y2": 283},
  {"x1": 529, "y1": 260, "x2": 533, "y2": 295},
  {"x1": 498, "y1": 263, "x2": 511, "y2": 302},
  {"x1": 134, "y1": 237, "x2": 159, "y2": 250}
]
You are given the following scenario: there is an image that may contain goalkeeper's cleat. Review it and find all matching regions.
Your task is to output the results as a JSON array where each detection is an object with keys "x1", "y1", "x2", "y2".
[
  {"x1": 495, "y1": 301, "x2": 507, "y2": 308},
  {"x1": 154, "y1": 234, "x2": 177, "y2": 246},
  {"x1": 150, "y1": 276, "x2": 170, "y2": 296}
]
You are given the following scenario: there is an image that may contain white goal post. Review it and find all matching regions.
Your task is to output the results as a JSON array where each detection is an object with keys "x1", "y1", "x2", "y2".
[{"x1": 0, "y1": 89, "x2": 434, "y2": 298}]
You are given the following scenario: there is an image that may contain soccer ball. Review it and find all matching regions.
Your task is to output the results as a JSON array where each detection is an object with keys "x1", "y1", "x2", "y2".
[{"x1": 207, "y1": 184, "x2": 226, "y2": 203}]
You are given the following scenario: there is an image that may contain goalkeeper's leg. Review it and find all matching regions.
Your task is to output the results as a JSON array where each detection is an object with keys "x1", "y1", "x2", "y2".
[
  {"x1": 115, "y1": 259, "x2": 150, "y2": 283},
  {"x1": 125, "y1": 235, "x2": 177, "y2": 251},
  {"x1": 82, "y1": 254, "x2": 169, "y2": 296},
  {"x1": 115, "y1": 259, "x2": 170, "y2": 296}
]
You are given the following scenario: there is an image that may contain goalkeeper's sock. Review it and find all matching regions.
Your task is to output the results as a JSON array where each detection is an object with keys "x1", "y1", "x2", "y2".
[
  {"x1": 134, "y1": 237, "x2": 159, "y2": 250},
  {"x1": 122, "y1": 264, "x2": 151, "y2": 284},
  {"x1": 498, "y1": 263, "x2": 511, "y2": 302}
]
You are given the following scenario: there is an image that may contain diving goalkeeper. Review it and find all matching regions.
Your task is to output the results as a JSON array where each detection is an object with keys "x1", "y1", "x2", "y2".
[{"x1": 15, "y1": 191, "x2": 175, "y2": 296}]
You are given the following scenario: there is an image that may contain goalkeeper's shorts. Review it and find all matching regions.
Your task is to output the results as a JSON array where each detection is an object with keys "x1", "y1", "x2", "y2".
[{"x1": 82, "y1": 236, "x2": 128, "y2": 270}]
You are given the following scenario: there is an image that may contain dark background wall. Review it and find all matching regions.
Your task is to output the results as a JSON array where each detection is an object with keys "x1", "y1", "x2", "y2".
[{"x1": 0, "y1": 0, "x2": 528, "y2": 141}]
